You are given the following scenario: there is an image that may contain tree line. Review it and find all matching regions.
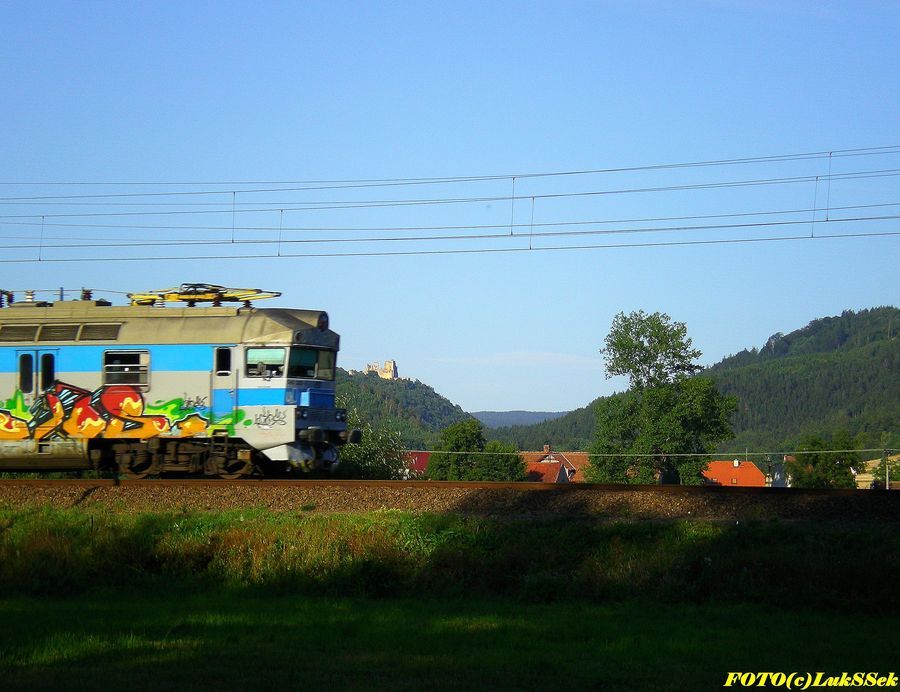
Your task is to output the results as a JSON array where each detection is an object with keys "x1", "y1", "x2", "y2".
[
  {"x1": 335, "y1": 309, "x2": 895, "y2": 487},
  {"x1": 488, "y1": 307, "x2": 899, "y2": 453}
]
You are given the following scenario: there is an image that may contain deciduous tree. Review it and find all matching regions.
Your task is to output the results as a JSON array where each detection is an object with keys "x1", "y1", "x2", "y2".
[
  {"x1": 332, "y1": 400, "x2": 408, "y2": 479},
  {"x1": 786, "y1": 432, "x2": 859, "y2": 489},
  {"x1": 427, "y1": 420, "x2": 525, "y2": 481},
  {"x1": 589, "y1": 311, "x2": 735, "y2": 484},
  {"x1": 602, "y1": 310, "x2": 702, "y2": 390}
]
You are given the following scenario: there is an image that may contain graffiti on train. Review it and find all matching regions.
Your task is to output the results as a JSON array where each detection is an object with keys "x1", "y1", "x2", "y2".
[{"x1": 0, "y1": 382, "x2": 219, "y2": 441}]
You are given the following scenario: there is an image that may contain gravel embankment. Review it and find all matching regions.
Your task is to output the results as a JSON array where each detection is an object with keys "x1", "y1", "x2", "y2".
[{"x1": 1, "y1": 481, "x2": 897, "y2": 521}]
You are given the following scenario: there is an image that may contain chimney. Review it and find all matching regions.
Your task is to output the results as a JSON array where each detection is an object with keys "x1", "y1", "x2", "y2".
[{"x1": 543, "y1": 444, "x2": 551, "y2": 454}]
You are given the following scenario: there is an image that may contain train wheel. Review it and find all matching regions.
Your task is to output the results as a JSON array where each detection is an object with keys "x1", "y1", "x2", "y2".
[
  {"x1": 216, "y1": 456, "x2": 252, "y2": 480},
  {"x1": 118, "y1": 453, "x2": 152, "y2": 480}
]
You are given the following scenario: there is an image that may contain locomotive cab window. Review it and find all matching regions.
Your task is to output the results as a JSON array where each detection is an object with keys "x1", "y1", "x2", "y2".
[
  {"x1": 245, "y1": 347, "x2": 285, "y2": 378},
  {"x1": 288, "y1": 347, "x2": 335, "y2": 381},
  {"x1": 103, "y1": 351, "x2": 150, "y2": 386}
]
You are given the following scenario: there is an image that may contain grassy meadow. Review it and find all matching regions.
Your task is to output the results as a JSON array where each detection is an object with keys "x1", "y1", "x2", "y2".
[
  {"x1": 2, "y1": 592, "x2": 897, "y2": 691},
  {"x1": 0, "y1": 506, "x2": 897, "y2": 689}
]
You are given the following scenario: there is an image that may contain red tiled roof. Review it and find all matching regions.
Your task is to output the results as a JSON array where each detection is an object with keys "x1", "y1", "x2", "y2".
[
  {"x1": 702, "y1": 460, "x2": 766, "y2": 487},
  {"x1": 521, "y1": 450, "x2": 590, "y2": 482},
  {"x1": 407, "y1": 449, "x2": 592, "y2": 482},
  {"x1": 525, "y1": 461, "x2": 568, "y2": 483},
  {"x1": 406, "y1": 451, "x2": 430, "y2": 475}
]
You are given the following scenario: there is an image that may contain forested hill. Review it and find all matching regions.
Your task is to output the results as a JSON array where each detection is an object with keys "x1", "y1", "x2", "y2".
[
  {"x1": 711, "y1": 307, "x2": 899, "y2": 368},
  {"x1": 487, "y1": 307, "x2": 900, "y2": 452},
  {"x1": 471, "y1": 411, "x2": 568, "y2": 428},
  {"x1": 706, "y1": 307, "x2": 900, "y2": 451},
  {"x1": 485, "y1": 401, "x2": 595, "y2": 451},
  {"x1": 335, "y1": 370, "x2": 471, "y2": 449}
]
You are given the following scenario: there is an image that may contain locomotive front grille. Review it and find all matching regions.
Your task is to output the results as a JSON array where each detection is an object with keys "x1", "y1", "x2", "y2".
[{"x1": 296, "y1": 406, "x2": 345, "y2": 424}]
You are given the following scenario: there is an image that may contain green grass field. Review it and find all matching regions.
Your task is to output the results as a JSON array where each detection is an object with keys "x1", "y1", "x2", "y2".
[
  {"x1": 1, "y1": 592, "x2": 896, "y2": 691},
  {"x1": 0, "y1": 506, "x2": 896, "y2": 689}
]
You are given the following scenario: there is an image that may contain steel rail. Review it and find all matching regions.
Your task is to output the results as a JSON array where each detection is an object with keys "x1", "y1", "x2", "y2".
[{"x1": 0, "y1": 478, "x2": 881, "y2": 496}]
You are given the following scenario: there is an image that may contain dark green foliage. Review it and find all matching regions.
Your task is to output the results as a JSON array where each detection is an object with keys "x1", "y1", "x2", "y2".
[
  {"x1": 332, "y1": 401, "x2": 408, "y2": 479},
  {"x1": 869, "y1": 451, "x2": 900, "y2": 489},
  {"x1": 588, "y1": 392, "x2": 644, "y2": 482},
  {"x1": 786, "y1": 432, "x2": 859, "y2": 489},
  {"x1": 708, "y1": 307, "x2": 900, "y2": 450},
  {"x1": 473, "y1": 410, "x2": 567, "y2": 428},
  {"x1": 587, "y1": 378, "x2": 736, "y2": 484},
  {"x1": 716, "y1": 307, "x2": 900, "y2": 366},
  {"x1": 336, "y1": 369, "x2": 471, "y2": 449},
  {"x1": 491, "y1": 307, "x2": 900, "y2": 452},
  {"x1": 336, "y1": 307, "x2": 897, "y2": 455},
  {"x1": 589, "y1": 312, "x2": 736, "y2": 483},
  {"x1": 427, "y1": 419, "x2": 485, "y2": 480},
  {"x1": 488, "y1": 402, "x2": 596, "y2": 451},
  {"x1": 478, "y1": 440, "x2": 526, "y2": 482},
  {"x1": 602, "y1": 310, "x2": 702, "y2": 389},
  {"x1": 709, "y1": 338, "x2": 900, "y2": 452},
  {"x1": 427, "y1": 420, "x2": 525, "y2": 481}
]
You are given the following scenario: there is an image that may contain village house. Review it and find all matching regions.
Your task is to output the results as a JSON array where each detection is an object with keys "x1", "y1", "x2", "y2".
[
  {"x1": 521, "y1": 445, "x2": 590, "y2": 483},
  {"x1": 702, "y1": 460, "x2": 767, "y2": 487}
]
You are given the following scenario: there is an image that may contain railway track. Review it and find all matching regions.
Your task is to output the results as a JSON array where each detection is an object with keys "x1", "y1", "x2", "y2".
[
  {"x1": 0, "y1": 477, "x2": 876, "y2": 494},
  {"x1": 1, "y1": 477, "x2": 896, "y2": 520}
]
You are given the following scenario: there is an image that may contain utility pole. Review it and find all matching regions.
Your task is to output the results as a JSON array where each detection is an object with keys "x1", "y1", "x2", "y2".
[{"x1": 886, "y1": 449, "x2": 890, "y2": 490}]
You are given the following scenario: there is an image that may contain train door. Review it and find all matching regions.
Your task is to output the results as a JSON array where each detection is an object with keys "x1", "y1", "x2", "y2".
[
  {"x1": 211, "y1": 347, "x2": 237, "y2": 422},
  {"x1": 15, "y1": 349, "x2": 58, "y2": 406}
]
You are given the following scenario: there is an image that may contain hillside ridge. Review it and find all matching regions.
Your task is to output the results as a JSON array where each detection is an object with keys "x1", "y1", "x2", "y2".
[
  {"x1": 339, "y1": 306, "x2": 899, "y2": 452},
  {"x1": 472, "y1": 410, "x2": 568, "y2": 428},
  {"x1": 483, "y1": 306, "x2": 899, "y2": 451}
]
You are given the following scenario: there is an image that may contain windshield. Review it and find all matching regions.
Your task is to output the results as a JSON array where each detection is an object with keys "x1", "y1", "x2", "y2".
[{"x1": 288, "y1": 347, "x2": 335, "y2": 380}]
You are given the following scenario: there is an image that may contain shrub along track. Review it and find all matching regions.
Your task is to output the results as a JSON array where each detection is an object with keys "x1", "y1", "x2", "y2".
[{"x1": 0, "y1": 479, "x2": 896, "y2": 521}]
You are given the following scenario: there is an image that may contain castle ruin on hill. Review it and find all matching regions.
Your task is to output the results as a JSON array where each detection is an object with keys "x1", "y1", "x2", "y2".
[{"x1": 365, "y1": 360, "x2": 398, "y2": 380}]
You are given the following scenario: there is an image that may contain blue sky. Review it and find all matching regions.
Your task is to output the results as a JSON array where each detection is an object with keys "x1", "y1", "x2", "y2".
[{"x1": 1, "y1": 1, "x2": 897, "y2": 411}]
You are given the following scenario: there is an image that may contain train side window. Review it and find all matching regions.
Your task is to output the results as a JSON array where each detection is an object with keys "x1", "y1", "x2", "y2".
[
  {"x1": 18, "y1": 354, "x2": 34, "y2": 393},
  {"x1": 245, "y1": 347, "x2": 285, "y2": 378},
  {"x1": 215, "y1": 347, "x2": 232, "y2": 375},
  {"x1": 40, "y1": 353, "x2": 55, "y2": 390},
  {"x1": 103, "y1": 350, "x2": 150, "y2": 386}
]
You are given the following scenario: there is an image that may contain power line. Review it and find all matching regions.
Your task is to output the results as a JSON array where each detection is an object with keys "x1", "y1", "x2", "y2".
[
  {"x1": 0, "y1": 167, "x2": 896, "y2": 207},
  {"x1": 404, "y1": 448, "x2": 889, "y2": 458},
  {"x1": 0, "y1": 143, "x2": 896, "y2": 188},
  {"x1": 2, "y1": 201, "x2": 896, "y2": 236},
  {"x1": 1, "y1": 168, "x2": 897, "y2": 219},
  {"x1": 3, "y1": 228, "x2": 896, "y2": 263},
  {"x1": 3, "y1": 214, "x2": 896, "y2": 251}
]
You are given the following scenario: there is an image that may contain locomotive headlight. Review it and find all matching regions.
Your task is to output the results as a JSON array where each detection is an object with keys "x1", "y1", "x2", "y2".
[
  {"x1": 298, "y1": 408, "x2": 309, "y2": 419},
  {"x1": 335, "y1": 411, "x2": 344, "y2": 422}
]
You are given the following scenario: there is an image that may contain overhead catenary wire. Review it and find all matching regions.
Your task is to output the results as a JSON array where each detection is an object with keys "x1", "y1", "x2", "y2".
[
  {"x1": 1, "y1": 144, "x2": 895, "y2": 263},
  {"x1": 0, "y1": 167, "x2": 898, "y2": 218},
  {"x1": 3, "y1": 228, "x2": 898, "y2": 263},
  {"x1": 0, "y1": 143, "x2": 896, "y2": 192},
  {"x1": 402, "y1": 448, "x2": 891, "y2": 458},
  {"x1": 4, "y1": 213, "x2": 898, "y2": 251},
  {"x1": 2, "y1": 200, "x2": 897, "y2": 235}
]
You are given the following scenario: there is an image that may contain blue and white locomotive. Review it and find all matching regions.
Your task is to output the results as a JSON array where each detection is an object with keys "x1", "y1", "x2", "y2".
[{"x1": 0, "y1": 284, "x2": 360, "y2": 478}]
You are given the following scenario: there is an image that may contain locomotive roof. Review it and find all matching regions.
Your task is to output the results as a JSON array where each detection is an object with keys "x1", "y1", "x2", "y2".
[{"x1": 0, "y1": 300, "x2": 338, "y2": 347}]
